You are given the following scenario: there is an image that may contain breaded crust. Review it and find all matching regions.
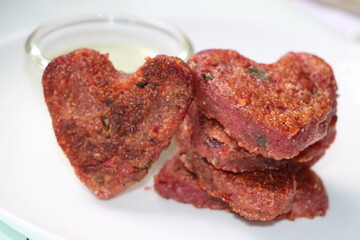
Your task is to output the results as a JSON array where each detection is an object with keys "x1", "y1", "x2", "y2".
[
  {"x1": 43, "y1": 49, "x2": 194, "y2": 199},
  {"x1": 180, "y1": 152, "x2": 296, "y2": 221},
  {"x1": 154, "y1": 153, "x2": 229, "y2": 210},
  {"x1": 285, "y1": 167, "x2": 328, "y2": 220},
  {"x1": 189, "y1": 49, "x2": 337, "y2": 160},
  {"x1": 176, "y1": 103, "x2": 337, "y2": 172},
  {"x1": 155, "y1": 154, "x2": 328, "y2": 220}
]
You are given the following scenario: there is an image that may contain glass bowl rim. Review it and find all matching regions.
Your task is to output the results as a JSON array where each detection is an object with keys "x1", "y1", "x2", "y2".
[{"x1": 25, "y1": 12, "x2": 194, "y2": 70}]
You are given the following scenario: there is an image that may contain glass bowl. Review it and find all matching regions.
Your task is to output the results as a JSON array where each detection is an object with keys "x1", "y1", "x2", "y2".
[{"x1": 25, "y1": 13, "x2": 194, "y2": 73}]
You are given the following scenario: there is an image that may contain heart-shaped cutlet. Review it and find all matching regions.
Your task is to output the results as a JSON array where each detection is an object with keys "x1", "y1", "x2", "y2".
[
  {"x1": 43, "y1": 48, "x2": 194, "y2": 199},
  {"x1": 189, "y1": 49, "x2": 337, "y2": 160},
  {"x1": 155, "y1": 153, "x2": 328, "y2": 220},
  {"x1": 154, "y1": 152, "x2": 230, "y2": 210},
  {"x1": 180, "y1": 151, "x2": 296, "y2": 221},
  {"x1": 176, "y1": 103, "x2": 337, "y2": 173},
  {"x1": 285, "y1": 167, "x2": 328, "y2": 220}
]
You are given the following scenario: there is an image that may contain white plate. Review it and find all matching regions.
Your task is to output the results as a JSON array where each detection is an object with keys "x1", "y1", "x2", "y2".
[{"x1": 1, "y1": 17, "x2": 360, "y2": 240}]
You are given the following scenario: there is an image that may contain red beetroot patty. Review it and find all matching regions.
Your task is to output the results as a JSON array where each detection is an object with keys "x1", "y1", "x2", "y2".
[
  {"x1": 180, "y1": 151, "x2": 296, "y2": 221},
  {"x1": 285, "y1": 167, "x2": 328, "y2": 220},
  {"x1": 188, "y1": 49, "x2": 337, "y2": 160},
  {"x1": 43, "y1": 49, "x2": 194, "y2": 199},
  {"x1": 154, "y1": 153, "x2": 230, "y2": 210},
  {"x1": 175, "y1": 103, "x2": 337, "y2": 173},
  {"x1": 155, "y1": 154, "x2": 328, "y2": 220}
]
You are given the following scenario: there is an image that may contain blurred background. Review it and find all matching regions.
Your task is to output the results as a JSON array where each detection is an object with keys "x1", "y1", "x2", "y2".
[{"x1": 1, "y1": 0, "x2": 360, "y2": 43}]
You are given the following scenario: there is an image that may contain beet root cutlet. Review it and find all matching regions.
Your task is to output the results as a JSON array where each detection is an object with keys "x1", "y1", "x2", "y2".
[
  {"x1": 180, "y1": 151, "x2": 296, "y2": 221},
  {"x1": 175, "y1": 103, "x2": 337, "y2": 173},
  {"x1": 154, "y1": 152, "x2": 230, "y2": 210},
  {"x1": 285, "y1": 167, "x2": 328, "y2": 220},
  {"x1": 188, "y1": 49, "x2": 337, "y2": 160},
  {"x1": 43, "y1": 48, "x2": 194, "y2": 199},
  {"x1": 154, "y1": 153, "x2": 328, "y2": 221},
  {"x1": 157, "y1": 49, "x2": 337, "y2": 222}
]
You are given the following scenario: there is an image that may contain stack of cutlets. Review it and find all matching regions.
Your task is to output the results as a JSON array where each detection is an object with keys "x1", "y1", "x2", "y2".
[{"x1": 155, "y1": 49, "x2": 337, "y2": 221}]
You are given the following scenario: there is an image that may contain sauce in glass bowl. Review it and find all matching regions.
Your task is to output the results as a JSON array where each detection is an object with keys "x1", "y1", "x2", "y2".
[{"x1": 25, "y1": 13, "x2": 193, "y2": 73}]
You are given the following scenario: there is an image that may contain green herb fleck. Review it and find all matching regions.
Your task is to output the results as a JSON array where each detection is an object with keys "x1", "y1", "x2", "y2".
[
  {"x1": 102, "y1": 118, "x2": 111, "y2": 138},
  {"x1": 86, "y1": 141, "x2": 93, "y2": 152},
  {"x1": 136, "y1": 81, "x2": 148, "y2": 88},
  {"x1": 204, "y1": 138, "x2": 223, "y2": 148},
  {"x1": 247, "y1": 65, "x2": 271, "y2": 81},
  {"x1": 311, "y1": 87, "x2": 320, "y2": 96},
  {"x1": 210, "y1": 158, "x2": 218, "y2": 166},
  {"x1": 254, "y1": 135, "x2": 267, "y2": 150},
  {"x1": 102, "y1": 118, "x2": 110, "y2": 131},
  {"x1": 144, "y1": 161, "x2": 152, "y2": 170},
  {"x1": 203, "y1": 72, "x2": 214, "y2": 81},
  {"x1": 95, "y1": 174, "x2": 104, "y2": 184},
  {"x1": 130, "y1": 125, "x2": 137, "y2": 132}
]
